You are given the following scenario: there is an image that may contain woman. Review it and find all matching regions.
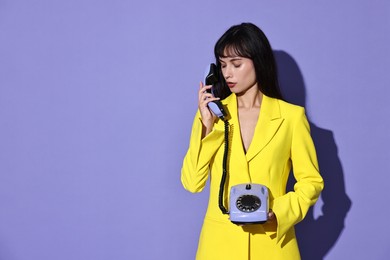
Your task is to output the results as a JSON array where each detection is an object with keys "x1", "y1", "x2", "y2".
[{"x1": 181, "y1": 23, "x2": 324, "y2": 260}]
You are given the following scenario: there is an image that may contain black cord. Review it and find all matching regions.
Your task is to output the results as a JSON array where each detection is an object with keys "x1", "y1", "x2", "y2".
[{"x1": 218, "y1": 118, "x2": 229, "y2": 214}]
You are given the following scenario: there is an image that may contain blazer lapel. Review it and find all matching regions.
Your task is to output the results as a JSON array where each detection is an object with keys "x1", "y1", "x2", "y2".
[{"x1": 245, "y1": 95, "x2": 284, "y2": 162}]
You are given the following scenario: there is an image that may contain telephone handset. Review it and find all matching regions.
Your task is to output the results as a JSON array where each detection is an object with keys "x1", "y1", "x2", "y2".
[{"x1": 205, "y1": 64, "x2": 226, "y2": 119}]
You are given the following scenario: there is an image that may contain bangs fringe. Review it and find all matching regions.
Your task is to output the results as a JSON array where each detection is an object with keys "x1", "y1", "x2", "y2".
[{"x1": 216, "y1": 39, "x2": 251, "y2": 59}]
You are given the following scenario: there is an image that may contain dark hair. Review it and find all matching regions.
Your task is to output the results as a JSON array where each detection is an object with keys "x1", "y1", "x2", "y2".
[{"x1": 213, "y1": 23, "x2": 283, "y2": 100}]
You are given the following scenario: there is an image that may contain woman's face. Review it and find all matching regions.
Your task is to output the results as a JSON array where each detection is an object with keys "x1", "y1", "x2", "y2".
[{"x1": 219, "y1": 54, "x2": 258, "y2": 95}]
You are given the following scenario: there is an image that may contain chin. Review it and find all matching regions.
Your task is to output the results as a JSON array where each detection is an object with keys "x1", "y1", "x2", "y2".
[{"x1": 230, "y1": 88, "x2": 245, "y2": 96}]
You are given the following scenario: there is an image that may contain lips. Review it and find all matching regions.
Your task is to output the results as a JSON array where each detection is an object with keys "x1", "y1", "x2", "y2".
[{"x1": 227, "y1": 82, "x2": 236, "y2": 88}]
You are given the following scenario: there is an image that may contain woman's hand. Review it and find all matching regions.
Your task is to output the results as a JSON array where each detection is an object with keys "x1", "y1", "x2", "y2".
[
  {"x1": 198, "y1": 81, "x2": 220, "y2": 137},
  {"x1": 268, "y1": 209, "x2": 277, "y2": 223}
]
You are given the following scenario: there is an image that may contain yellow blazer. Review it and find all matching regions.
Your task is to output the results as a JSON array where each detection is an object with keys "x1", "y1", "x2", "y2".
[{"x1": 181, "y1": 94, "x2": 324, "y2": 260}]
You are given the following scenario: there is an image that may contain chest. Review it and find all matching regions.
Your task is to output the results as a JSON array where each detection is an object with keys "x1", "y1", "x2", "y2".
[{"x1": 238, "y1": 108, "x2": 260, "y2": 153}]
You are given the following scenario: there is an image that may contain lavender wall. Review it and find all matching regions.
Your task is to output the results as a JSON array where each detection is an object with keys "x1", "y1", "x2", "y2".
[{"x1": 1, "y1": 0, "x2": 389, "y2": 259}]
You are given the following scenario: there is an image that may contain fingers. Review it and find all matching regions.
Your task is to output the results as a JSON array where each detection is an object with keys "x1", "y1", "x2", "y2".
[
  {"x1": 198, "y1": 81, "x2": 220, "y2": 106},
  {"x1": 267, "y1": 209, "x2": 277, "y2": 222},
  {"x1": 199, "y1": 81, "x2": 212, "y2": 92},
  {"x1": 197, "y1": 81, "x2": 219, "y2": 130},
  {"x1": 198, "y1": 82, "x2": 211, "y2": 101}
]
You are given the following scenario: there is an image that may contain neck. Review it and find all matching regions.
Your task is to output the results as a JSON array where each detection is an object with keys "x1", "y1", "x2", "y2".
[{"x1": 236, "y1": 87, "x2": 263, "y2": 109}]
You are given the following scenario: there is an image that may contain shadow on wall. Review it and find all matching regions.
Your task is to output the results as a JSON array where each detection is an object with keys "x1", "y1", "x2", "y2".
[{"x1": 274, "y1": 50, "x2": 352, "y2": 260}]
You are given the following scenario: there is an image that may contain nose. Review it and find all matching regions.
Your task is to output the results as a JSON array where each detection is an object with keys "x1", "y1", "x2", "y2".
[{"x1": 223, "y1": 66, "x2": 232, "y2": 80}]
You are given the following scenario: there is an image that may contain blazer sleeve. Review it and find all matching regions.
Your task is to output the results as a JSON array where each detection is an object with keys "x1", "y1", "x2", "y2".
[
  {"x1": 272, "y1": 108, "x2": 324, "y2": 243},
  {"x1": 181, "y1": 110, "x2": 225, "y2": 193}
]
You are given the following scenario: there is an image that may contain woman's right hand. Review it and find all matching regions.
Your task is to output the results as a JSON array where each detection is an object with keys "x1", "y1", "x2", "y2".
[{"x1": 198, "y1": 81, "x2": 220, "y2": 137}]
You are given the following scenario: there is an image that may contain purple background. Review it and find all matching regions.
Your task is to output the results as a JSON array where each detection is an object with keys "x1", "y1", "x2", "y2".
[{"x1": 1, "y1": 0, "x2": 389, "y2": 259}]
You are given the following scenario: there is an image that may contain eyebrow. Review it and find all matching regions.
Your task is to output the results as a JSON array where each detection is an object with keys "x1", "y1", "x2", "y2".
[{"x1": 219, "y1": 57, "x2": 243, "y2": 63}]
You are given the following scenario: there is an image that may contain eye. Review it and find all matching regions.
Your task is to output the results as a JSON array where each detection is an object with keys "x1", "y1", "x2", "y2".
[{"x1": 233, "y1": 63, "x2": 241, "y2": 68}]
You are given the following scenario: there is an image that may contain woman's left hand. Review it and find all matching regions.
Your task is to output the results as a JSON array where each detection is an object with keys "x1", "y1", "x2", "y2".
[{"x1": 268, "y1": 209, "x2": 277, "y2": 223}]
